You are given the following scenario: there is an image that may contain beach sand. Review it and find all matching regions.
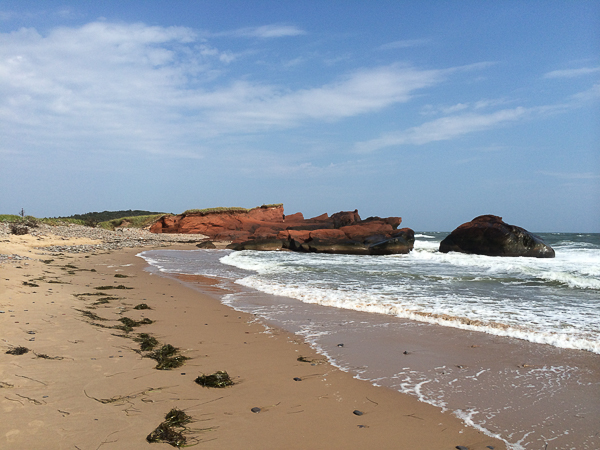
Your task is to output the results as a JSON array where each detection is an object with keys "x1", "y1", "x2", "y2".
[{"x1": 0, "y1": 235, "x2": 505, "y2": 449}]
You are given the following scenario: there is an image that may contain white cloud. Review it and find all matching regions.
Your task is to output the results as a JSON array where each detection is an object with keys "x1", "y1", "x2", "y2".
[
  {"x1": 355, "y1": 107, "x2": 530, "y2": 153},
  {"x1": 216, "y1": 24, "x2": 306, "y2": 38},
  {"x1": 544, "y1": 66, "x2": 600, "y2": 79},
  {"x1": 538, "y1": 171, "x2": 599, "y2": 180},
  {"x1": 0, "y1": 21, "x2": 449, "y2": 159}
]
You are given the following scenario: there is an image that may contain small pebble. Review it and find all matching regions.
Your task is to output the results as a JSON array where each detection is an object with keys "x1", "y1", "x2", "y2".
[
  {"x1": 293, "y1": 377, "x2": 302, "y2": 381},
  {"x1": 251, "y1": 407, "x2": 261, "y2": 413},
  {"x1": 403, "y1": 351, "x2": 409, "y2": 355},
  {"x1": 337, "y1": 343, "x2": 344, "y2": 347},
  {"x1": 353, "y1": 410, "x2": 363, "y2": 416},
  {"x1": 181, "y1": 373, "x2": 186, "y2": 375},
  {"x1": 456, "y1": 446, "x2": 469, "y2": 450}
]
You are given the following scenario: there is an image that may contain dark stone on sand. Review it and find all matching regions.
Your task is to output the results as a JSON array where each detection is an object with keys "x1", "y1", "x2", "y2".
[
  {"x1": 456, "y1": 446, "x2": 469, "y2": 450},
  {"x1": 251, "y1": 407, "x2": 261, "y2": 413},
  {"x1": 293, "y1": 377, "x2": 302, "y2": 381},
  {"x1": 439, "y1": 215, "x2": 555, "y2": 258},
  {"x1": 196, "y1": 241, "x2": 216, "y2": 249},
  {"x1": 353, "y1": 410, "x2": 364, "y2": 416},
  {"x1": 337, "y1": 343, "x2": 344, "y2": 347}
]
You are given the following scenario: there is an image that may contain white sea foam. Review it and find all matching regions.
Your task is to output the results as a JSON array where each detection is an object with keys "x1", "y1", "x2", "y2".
[{"x1": 219, "y1": 235, "x2": 600, "y2": 354}]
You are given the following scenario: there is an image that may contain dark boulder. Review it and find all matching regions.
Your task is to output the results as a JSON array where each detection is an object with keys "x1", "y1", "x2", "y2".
[
  {"x1": 230, "y1": 239, "x2": 286, "y2": 251},
  {"x1": 369, "y1": 228, "x2": 415, "y2": 255},
  {"x1": 439, "y1": 215, "x2": 555, "y2": 258},
  {"x1": 196, "y1": 241, "x2": 216, "y2": 249},
  {"x1": 300, "y1": 239, "x2": 370, "y2": 255}
]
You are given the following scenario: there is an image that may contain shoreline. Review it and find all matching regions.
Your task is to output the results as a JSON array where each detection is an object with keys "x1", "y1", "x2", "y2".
[{"x1": 0, "y1": 237, "x2": 504, "y2": 449}]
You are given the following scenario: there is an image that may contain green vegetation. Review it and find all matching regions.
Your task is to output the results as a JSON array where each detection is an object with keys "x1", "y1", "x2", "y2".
[
  {"x1": 60, "y1": 210, "x2": 165, "y2": 223},
  {"x1": 182, "y1": 203, "x2": 283, "y2": 216},
  {"x1": 98, "y1": 214, "x2": 165, "y2": 230}
]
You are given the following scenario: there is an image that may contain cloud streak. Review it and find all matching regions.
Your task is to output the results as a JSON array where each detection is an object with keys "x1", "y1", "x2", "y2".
[
  {"x1": 544, "y1": 66, "x2": 600, "y2": 79},
  {"x1": 355, "y1": 107, "x2": 531, "y2": 153}
]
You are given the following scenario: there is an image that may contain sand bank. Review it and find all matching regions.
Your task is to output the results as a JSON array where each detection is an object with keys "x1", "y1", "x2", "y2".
[{"x1": 0, "y1": 238, "x2": 504, "y2": 449}]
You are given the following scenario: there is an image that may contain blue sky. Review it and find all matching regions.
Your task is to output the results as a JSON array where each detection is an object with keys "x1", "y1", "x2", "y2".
[{"x1": 1, "y1": 1, "x2": 598, "y2": 232}]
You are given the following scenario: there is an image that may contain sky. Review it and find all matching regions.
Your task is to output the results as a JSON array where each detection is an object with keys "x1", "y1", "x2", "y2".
[{"x1": 0, "y1": 1, "x2": 598, "y2": 232}]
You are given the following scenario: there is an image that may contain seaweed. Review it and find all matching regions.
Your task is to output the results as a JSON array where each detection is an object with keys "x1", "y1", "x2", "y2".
[
  {"x1": 146, "y1": 344, "x2": 188, "y2": 370},
  {"x1": 114, "y1": 274, "x2": 128, "y2": 278},
  {"x1": 133, "y1": 303, "x2": 151, "y2": 310},
  {"x1": 40, "y1": 259, "x2": 54, "y2": 264},
  {"x1": 6, "y1": 346, "x2": 29, "y2": 355},
  {"x1": 94, "y1": 285, "x2": 133, "y2": 290},
  {"x1": 77, "y1": 309, "x2": 106, "y2": 321},
  {"x1": 297, "y1": 356, "x2": 312, "y2": 362},
  {"x1": 22, "y1": 281, "x2": 39, "y2": 287},
  {"x1": 147, "y1": 408, "x2": 193, "y2": 447},
  {"x1": 34, "y1": 352, "x2": 64, "y2": 360},
  {"x1": 194, "y1": 371, "x2": 234, "y2": 388},
  {"x1": 134, "y1": 333, "x2": 159, "y2": 351},
  {"x1": 91, "y1": 297, "x2": 118, "y2": 306}
]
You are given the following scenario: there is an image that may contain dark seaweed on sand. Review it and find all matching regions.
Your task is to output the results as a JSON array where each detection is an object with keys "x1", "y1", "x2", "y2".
[
  {"x1": 94, "y1": 285, "x2": 133, "y2": 290},
  {"x1": 133, "y1": 303, "x2": 151, "y2": 310},
  {"x1": 146, "y1": 408, "x2": 192, "y2": 447},
  {"x1": 6, "y1": 346, "x2": 29, "y2": 355},
  {"x1": 114, "y1": 273, "x2": 128, "y2": 278},
  {"x1": 135, "y1": 333, "x2": 159, "y2": 351},
  {"x1": 194, "y1": 371, "x2": 234, "y2": 388},
  {"x1": 146, "y1": 344, "x2": 188, "y2": 370}
]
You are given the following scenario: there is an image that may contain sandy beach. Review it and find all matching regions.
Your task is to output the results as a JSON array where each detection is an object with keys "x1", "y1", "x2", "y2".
[{"x1": 0, "y1": 228, "x2": 505, "y2": 449}]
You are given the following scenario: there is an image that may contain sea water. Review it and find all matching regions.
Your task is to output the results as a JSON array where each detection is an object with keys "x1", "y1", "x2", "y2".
[{"x1": 139, "y1": 233, "x2": 600, "y2": 449}]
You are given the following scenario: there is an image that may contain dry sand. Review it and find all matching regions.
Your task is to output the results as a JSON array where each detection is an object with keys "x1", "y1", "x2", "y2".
[{"x1": 0, "y1": 234, "x2": 505, "y2": 449}]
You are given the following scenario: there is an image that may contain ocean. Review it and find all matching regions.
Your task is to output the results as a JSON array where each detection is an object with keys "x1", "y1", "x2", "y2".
[{"x1": 139, "y1": 232, "x2": 600, "y2": 450}]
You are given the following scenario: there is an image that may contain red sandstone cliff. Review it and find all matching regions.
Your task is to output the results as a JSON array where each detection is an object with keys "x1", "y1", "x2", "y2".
[{"x1": 149, "y1": 204, "x2": 407, "y2": 253}]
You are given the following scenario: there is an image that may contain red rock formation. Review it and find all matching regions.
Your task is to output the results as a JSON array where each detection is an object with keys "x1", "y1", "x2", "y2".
[{"x1": 150, "y1": 204, "x2": 413, "y2": 255}]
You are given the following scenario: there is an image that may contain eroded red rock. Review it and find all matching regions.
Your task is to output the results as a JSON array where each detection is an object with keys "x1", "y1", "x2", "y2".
[{"x1": 150, "y1": 204, "x2": 413, "y2": 255}]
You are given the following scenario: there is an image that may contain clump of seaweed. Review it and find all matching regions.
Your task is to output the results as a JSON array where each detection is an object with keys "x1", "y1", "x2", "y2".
[
  {"x1": 22, "y1": 281, "x2": 39, "y2": 287},
  {"x1": 135, "y1": 333, "x2": 159, "y2": 351},
  {"x1": 92, "y1": 297, "x2": 117, "y2": 306},
  {"x1": 114, "y1": 273, "x2": 128, "y2": 278},
  {"x1": 40, "y1": 259, "x2": 54, "y2": 264},
  {"x1": 134, "y1": 303, "x2": 151, "y2": 310},
  {"x1": 6, "y1": 346, "x2": 29, "y2": 355},
  {"x1": 146, "y1": 344, "x2": 188, "y2": 370},
  {"x1": 297, "y1": 356, "x2": 312, "y2": 362},
  {"x1": 35, "y1": 352, "x2": 64, "y2": 360},
  {"x1": 147, "y1": 408, "x2": 193, "y2": 447},
  {"x1": 77, "y1": 309, "x2": 106, "y2": 321},
  {"x1": 94, "y1": 285, "x2": 133, "y2": 290},
  {"x1": 194, "y1": 371, "x2": 234, "y2": 388}
]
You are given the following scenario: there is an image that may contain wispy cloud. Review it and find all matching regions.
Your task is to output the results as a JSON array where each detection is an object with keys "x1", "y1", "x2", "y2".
[
  {"x1": 378, "y1": 38, "x2": 430, "y2": 50},
  {"x1": 355, "y1": 107, "x2": 530, "y2": 153},
  {"x1": 215, "y1": 24, "x2": 306, "y2": 38},
  {"x1": 544, "y1": 66, "x2": 600, "y2": 79},
  {"x1": 538, "y1": 171, "x2": 599, "y2": 180},
  {"x1": 0, "y1": 21, "x2": 447, "y2": 159}
]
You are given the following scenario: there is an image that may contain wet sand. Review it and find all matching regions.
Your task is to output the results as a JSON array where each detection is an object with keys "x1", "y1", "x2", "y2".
[{"x1": 0, "y1": 241, "x2": 504, "y2": 449}]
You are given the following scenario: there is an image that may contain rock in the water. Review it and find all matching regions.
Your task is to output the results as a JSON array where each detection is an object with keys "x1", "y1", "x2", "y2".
[
  {"x1": 439, "y1": 215, "x2": 555, "y2": 258},
  {"x1": 300, "y1": 239, "x2": 370, "y2": 255},
  {"x1": 230, "y1": 239, "x2": 285, "y2": 251},
  {"x1": 368, "y1": 228, "x2": 415, "y2": 255}
]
